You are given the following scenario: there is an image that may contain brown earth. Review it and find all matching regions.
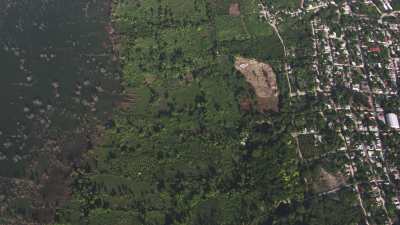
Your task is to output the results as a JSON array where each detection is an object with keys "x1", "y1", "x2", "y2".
[
  {"x1": 234, "y1": 56, "x2": 279, "y2": 112},
  {"x1": 240, "y1": 98, "x2": 253, "y2": 111},
  {"x1": 229, "y1": 3, "x2": 241, "y2": 16},
  {"x1": 312, "y1": 167, "x2": 348, "y2": 193}
]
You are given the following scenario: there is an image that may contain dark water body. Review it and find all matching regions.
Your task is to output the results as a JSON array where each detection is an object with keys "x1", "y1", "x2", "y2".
[{"x1": 0, "y1": 0, "x2": 120, "y2": 179}]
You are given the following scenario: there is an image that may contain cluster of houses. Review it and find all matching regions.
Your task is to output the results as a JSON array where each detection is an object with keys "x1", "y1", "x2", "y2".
[{"x1": 298, "y1": 0, "x2": 400, "y2": 223}]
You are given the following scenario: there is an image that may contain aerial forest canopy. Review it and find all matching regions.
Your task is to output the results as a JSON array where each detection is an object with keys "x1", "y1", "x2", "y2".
[
  {"x1": 2, "y1": 0, "x2": 400, "y2": 224},
  {"x1": 54, "y1": 0, "x2": 394, "y2": 225}
]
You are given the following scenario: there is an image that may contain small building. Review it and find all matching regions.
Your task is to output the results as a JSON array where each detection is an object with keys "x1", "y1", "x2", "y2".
[
  {"x1": 385, "y1": 113, "x2": 400, "y2": 129},
  {"x1": 369, "y1": 47, "x2": 381, "y2": 53}
]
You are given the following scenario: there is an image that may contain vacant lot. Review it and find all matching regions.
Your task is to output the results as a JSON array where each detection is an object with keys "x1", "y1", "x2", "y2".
[{"x1": 234, "y1": 56, "x2": 279, "y2": 112}]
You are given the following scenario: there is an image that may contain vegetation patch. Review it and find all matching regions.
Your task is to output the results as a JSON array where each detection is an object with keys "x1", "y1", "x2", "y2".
[
  {"x1": 298, "y1": 134, "x2": 318, "y2": 159},
  {"x1": 312, "y1": 167, "x2": 348, "y2": 193},
  {"x1": 215, "y1": 15, "x2": 249, "y2": 41}
]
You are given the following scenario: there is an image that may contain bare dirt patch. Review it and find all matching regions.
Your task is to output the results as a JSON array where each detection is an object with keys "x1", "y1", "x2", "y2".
[
  {"x1": 234, "y1": 56, "x2": 279, "y2": 112},
  {"x1": 240, "y1": 97, "x2": 252, "y2": 111},
  {"x1": 312, "y1": 167, "x2": 348, "y2": 193},
  {"x1": 229, "y1": 3, "x2": 241, "y2": 16}
]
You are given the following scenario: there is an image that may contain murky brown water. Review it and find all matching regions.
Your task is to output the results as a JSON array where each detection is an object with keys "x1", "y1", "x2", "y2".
[{"x1": 0, "y1": 0, "x2": 120, "y2": 222}]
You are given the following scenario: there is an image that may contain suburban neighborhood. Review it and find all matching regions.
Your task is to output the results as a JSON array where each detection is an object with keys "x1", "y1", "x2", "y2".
[{"x1": 261, "y1": 0, "x2": 400, "y2": 224}]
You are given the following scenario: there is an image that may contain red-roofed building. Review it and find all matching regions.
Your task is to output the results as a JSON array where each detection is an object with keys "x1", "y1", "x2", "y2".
[{"x1": 369, "y1": 47, "x2": 381, "y2": 53}]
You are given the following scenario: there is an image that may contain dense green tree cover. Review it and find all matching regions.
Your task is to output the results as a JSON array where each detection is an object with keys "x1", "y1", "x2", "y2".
[{"x1": 56, "y1": 1, "x2": 366, "y2": 224}]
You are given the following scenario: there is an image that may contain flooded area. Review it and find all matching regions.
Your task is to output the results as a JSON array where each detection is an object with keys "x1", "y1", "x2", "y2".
[{"x1": 0, "y1": 0, "x2": 120, "y2": 222}]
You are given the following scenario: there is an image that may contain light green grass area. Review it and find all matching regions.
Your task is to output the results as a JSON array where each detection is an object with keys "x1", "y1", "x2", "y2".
[
  {"x1": 122, "y1": 24, "x2": 213, "y2": 86},
  {"x1": 114, "y1": 0, "x2": 208, "y2": 34},
  {"x1": 219, "y1": 35, "x2": 284, "y2": 60},
  {"x1": 267, "y1": 0, "x2": 300, "y2": 10},
  {"x1": 215, "y1": 12, "x2": 274, "y2": 42},
  {"x1": 239, "y1": 0, "x2": 261, "y2": 15},
  {"x1": 160, "y1": 25, "x2": 213, "y2": 61},
  {"x1": 115, "y1": 0, "x2": 207, "y2": 21},
  {"x1": 214, "y1": 0, "x2": 259, "y2": 15},
  {"x1": 243, "y1": 15, "x2": 274, "y2": 37},
  {"x1": 163, "y1": 0, "x2": 208, "y2": 19},
  {"x1": 215, "y1": 15, "x2": 249, "y2": 41},
  {"x1": 214, "y1": 0, "x2": 239, "y2": 15},
  {"x1": 214, "y1": 0, "x2": 278, "y2": 59}
]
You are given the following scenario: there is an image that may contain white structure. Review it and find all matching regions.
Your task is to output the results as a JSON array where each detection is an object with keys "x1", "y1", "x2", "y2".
[{"x1": 385, "y1": 113, "x2": 400, "y2": 129}]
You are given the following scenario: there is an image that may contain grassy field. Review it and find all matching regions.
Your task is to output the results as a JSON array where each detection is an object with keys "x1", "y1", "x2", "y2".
[
  {"x1": 216, "y1": 15, "x2": 249, "y2": 41},
  {"x1": 266, "y1": 0, "x2": 300, "y2": 10}
]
